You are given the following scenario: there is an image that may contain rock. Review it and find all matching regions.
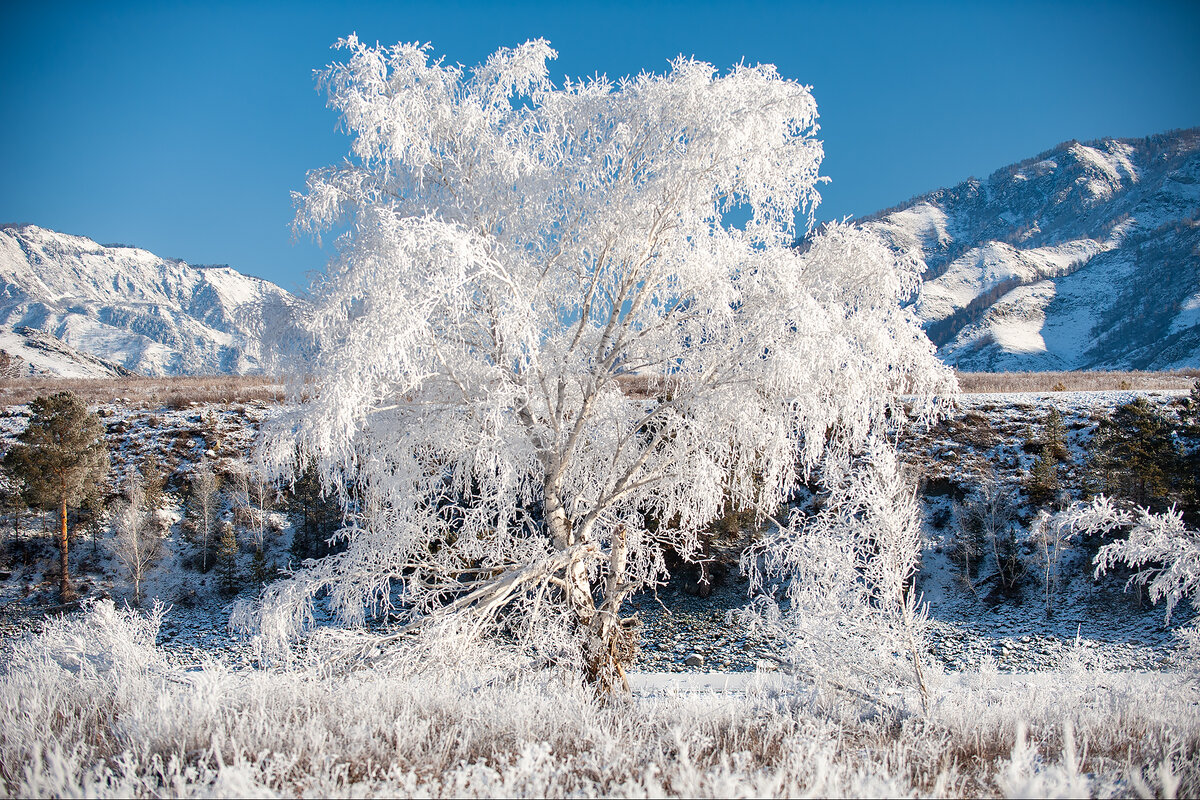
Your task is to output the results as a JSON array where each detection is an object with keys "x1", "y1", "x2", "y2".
[{"x1": 684, "y1": 654, "x2": 704, "y2": 667}]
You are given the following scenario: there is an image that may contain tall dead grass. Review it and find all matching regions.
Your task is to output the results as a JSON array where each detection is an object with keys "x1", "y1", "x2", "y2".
[
  {"x1": 0, "y1": 601, "x2": 1195, "y2": 798},
  {"x1": 956, "y1": 369, "x2": 1200, "y2": 394},
  {"x1": 1, "y1": 369, "x2": 1195, "y2": 409},
  {"x1": 0, "y1": 375, "x2": 284, "y2": 407}
]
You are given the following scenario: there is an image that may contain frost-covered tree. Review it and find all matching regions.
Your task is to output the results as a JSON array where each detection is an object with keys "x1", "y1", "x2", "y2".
[
  {"x1": 1084, "y1": 498, "x2": 1200, "y2": 624},
  {"x1": 112, "y1": 475, "x2": 161, "y2": 606},
  {"x1": 1064, "y1": 496, "x2": 1200, "y2": 667},
  {"x1": 259, "y1": 37, "x2": 953, "y2": 689},
  {"x1": 954, "y1": 476, "x2": 1024, "y2": 592},
  {"x1": 184, "y1": 460, "x2": 220, "y2": 572},
  {"x1": 740, "y1": 440, "x2": 933, "y2": 705},
  {"x1": 228, "y1": 461, "x2": 273, "y2": 556}
]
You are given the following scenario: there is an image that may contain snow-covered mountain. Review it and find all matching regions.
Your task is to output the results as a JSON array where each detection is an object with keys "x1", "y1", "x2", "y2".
[
  {"x1": 865, "y1": 128, "x2": 1200, "y2": 370},
  {"x1": 0, "y1": 224, "x2": 310, "y2": 376},
  {"x1": 7, "y1": 129, "x2": 1198, "y2": 378}
]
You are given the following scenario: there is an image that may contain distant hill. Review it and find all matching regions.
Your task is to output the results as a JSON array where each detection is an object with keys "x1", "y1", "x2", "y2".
[
  {"x1": 0, "y1": 224, "x2": 311, "y2": 376},
  {"x1": 863, "y1": 128, "x2": 1200, "y2": 370}
]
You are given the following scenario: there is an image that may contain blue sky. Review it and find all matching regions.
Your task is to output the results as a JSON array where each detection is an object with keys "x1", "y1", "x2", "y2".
[{"x1": 2, "y1": 1, "x2": 1198, "y2": 292}]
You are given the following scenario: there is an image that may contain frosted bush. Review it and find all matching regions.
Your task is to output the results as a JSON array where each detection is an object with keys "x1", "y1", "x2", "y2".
[
  {"x1": 1056, "y1": 497, "x2": 1200, "y2": 668},
  {"x1": 738, "y1": 439, "x2": 934, "y2": 705}
]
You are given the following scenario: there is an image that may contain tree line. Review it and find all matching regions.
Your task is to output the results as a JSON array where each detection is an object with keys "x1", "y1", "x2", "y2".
[{"x1": 0, "y1": 390, "x2": 342, "y2": 603}]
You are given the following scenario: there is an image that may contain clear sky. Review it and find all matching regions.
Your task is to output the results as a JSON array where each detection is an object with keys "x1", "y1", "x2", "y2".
[{"x1": 2, "y1": 0, "x2": 1198, "y2": 292}]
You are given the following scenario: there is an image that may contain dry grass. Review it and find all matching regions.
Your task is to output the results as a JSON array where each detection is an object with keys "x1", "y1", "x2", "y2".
[
  {"x1": 2, "y1": 601, "x2": 1196, "y2": 798},
  {"x1": 0, "y1": 375, "x2": 285, "y2": 407},
  {"x1": 1, "y1": 369, "x2": 1196, "y2": 409},
  {"x1": 955, "y1": 369, "x2": 1200, "y2": 394}
]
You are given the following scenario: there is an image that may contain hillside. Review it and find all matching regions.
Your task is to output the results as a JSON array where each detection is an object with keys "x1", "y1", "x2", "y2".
[
  {"x1": 0, "y1": 224, "x2": 310, "y2": 376},
  {"x1": 0, "y1": 326, "x2": 134, "y2": 378},
  {"x1": 864, "y1": 128, "x2": 1200, "y2": 370}
]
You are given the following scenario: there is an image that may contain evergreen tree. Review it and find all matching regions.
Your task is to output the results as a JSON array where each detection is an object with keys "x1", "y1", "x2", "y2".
[
  {"x1": 1178, "y1": 380, "x2": 1200, "y2": 523},
  {"x1": 1087, "y1": 397, "x2": 1182, "y2": 510},
  {"x1": 1041, "y1": 408, "x2": 1070, "y2": 463},
  {"x1": 0, "y1": 473, "x2": 25, "y2": 562},
  {"x1": 1026, "y1": 447, "x2": 1061, "y2": 507},
  {"x1": 252, "y1": 547, "x2": 271, "y2": 586},
  {"x1": 139, "y1": 452, "x2": 167, "y2": 519},
  {"x1": 2, "y1": 392, "x2": 109, "y2": 599},
  {"x1": 215, "y1": 521, "x2": 240, "y2": 595},
  {"x1": 284, "y1": 464, "x2": 342, "y2": 562}
]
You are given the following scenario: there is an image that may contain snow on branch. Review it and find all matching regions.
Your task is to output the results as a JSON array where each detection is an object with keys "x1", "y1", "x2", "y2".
[{"x1": 1093, "y1": 504, "x2": 1200, "y2": 624}]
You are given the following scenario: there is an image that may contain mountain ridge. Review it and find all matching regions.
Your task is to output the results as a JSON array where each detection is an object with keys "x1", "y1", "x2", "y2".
[
  {"x1": 863, "y1": 128, "x2": 1200, "y2": 370},
  {"x1": 0, "y1": 224, "x2": 311, "y2": 377},
  {"x1": 3, "y1": 127, "x2": 1198, "y2": 378}
]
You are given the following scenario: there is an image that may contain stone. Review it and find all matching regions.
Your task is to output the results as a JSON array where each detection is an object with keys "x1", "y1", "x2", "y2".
[{"x1": 684, "y1": 654, "x2": 704, "y2": 667}]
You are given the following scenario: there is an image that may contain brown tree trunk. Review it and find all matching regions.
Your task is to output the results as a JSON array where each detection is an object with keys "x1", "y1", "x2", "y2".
[{"x1": 58, "y1": 496, "x2": 70, "y2": 600}]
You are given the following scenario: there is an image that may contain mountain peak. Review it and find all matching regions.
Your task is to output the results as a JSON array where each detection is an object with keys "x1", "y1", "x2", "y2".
[
  {"x1": 0, "y1": 225, "x2": 310, "y2": 376},
  {"x1": 866, "y1": 128, "x2": 1200, "y2": 370}
]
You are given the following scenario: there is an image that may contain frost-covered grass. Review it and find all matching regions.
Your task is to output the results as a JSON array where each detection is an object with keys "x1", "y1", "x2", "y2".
[{"x1": 1, "y1": 601, "x2": 1195, "y2": 798}]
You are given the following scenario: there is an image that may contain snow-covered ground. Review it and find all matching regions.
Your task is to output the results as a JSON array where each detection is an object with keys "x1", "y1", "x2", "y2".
[{"x1": 1, "y1": 599, "x2": 1195, "y2": 797}]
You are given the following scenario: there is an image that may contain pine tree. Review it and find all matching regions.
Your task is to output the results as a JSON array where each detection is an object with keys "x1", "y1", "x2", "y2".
[
  {"x1": 1087, "y1": 397, "x2": 1182, "y2": 510},
  {"x1": 1178, "y1": 380, "x2": 1200, "y2": 523},
  {"x1": 284, "y1": 464, "x2": 342, "y2": 562},
  {"x1": 1042, "y1": 408, "x2": 1070, "y2": 463},
  {"x1": 2, "y1": 392, "x2": 109, "y2": 599},
  {"x1": 215, "y1": 521, "x2": 240, "y2": 595},
  {"x1": 1026, "y1": 448, "x2": 1062, "y2": 507},
  {"x1": 0, "y1": 473, "x2": 25, "y2": 562},
  {"x1": 139, "y1": 452, "x2": 166, "y2": 519},
  {"x1": 252, "y1": 547, "x2": 271, "y2": 586}
]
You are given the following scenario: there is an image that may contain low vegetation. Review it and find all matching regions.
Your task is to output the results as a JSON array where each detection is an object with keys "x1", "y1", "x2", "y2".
[
  {"x1": 955, "y1": 369, "x2": 1200, "y2": 394},
  {"x1": 0, "y1": 375, "x2": 284, "y2": 408},
  {"x1": 0, "y1": 600, "x2": 1195, "y2": 798},
  {"x1": 0, "y1": 370, "x2": 1194, "y2": 410},
  {"x1": 0, "y1": 381, "x2": 1198, "y2": 795}
]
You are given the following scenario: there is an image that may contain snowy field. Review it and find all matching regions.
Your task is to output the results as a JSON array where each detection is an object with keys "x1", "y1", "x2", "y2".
[{"x1": 0, "y1": 600, "x2": 1195, "y2": 798}]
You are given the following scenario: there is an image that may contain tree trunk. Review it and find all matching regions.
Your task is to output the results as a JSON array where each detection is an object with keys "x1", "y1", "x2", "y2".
[
  {"x1": 585, "y1": 526, "x2": 634, "y2": 693},
  {"x1": 544, "y1": 486, "x2": 636, "y2": 690},
  {"x1": 58, "y1": 496, "x2": 70, "y2": 600},
  {"x1": 201, "y1": 518, "x2": 210, "y2": 573},
  {"x1": 545, "y1": 487, "x2": 596, "y2": 619}
]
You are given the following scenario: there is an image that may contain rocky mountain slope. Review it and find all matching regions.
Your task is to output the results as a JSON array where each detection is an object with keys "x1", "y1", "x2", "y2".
[
  {"x1": 0, "y1": 224, "x2": 310, "y2": 376},
  {"x1": 0, "y1": 326, "x2": 134, "y2": 378},
  {"x1": 865, "y1": 128, "x2": 1200, "y2": 371}
]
